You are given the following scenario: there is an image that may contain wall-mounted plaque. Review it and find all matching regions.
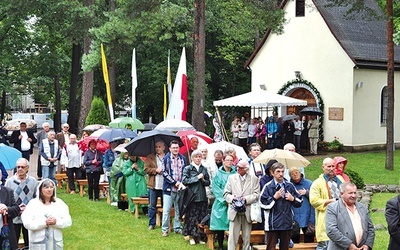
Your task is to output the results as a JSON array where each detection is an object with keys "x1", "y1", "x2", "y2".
[{"x1": 328, "y1": 107, "x2": 344, "y2": 120}]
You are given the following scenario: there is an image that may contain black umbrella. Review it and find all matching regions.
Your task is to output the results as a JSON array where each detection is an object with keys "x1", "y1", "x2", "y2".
[
  {"x1": 1, "y1": 214, "x2": 10, "y2": 250},
  {"x1": 300, "y1": 107, "x2": 324, "y2": 116},
  {"x1": 142, "y1": 123, "x2": 157, "y2": 131},
  {"x1": 125, "y1": 129, "x2": 183, "y2": 156},
  {"x1": 178, "y1": 187, "x2": 195, "y2": 220}
]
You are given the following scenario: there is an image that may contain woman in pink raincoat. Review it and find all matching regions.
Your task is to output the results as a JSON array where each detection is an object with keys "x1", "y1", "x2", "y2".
[{"x1": 333, "y1": 156, "x2": 350, "y2": 182}]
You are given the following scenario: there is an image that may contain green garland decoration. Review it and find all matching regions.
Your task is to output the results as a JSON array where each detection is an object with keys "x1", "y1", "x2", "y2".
[{"x1": 277, "y1": 79, "x2": 325, "y2": 141}]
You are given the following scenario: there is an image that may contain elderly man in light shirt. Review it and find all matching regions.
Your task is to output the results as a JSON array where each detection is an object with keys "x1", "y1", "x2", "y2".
[{"x1": 60, "y1": 134, "x2": 82, "y2": 194}]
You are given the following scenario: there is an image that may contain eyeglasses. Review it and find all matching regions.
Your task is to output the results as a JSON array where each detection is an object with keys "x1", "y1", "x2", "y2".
[
  {"x1": 17, "y1": 166, "x2": 27, "y2": 169},
  {"x1": 326, "y1": 165, "x2": 335, "y2": 168}
]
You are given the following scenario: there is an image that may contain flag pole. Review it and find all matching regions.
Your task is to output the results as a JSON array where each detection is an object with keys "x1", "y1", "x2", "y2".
[
  {"x1": 132, "y1": 48, "x2": 137, "y2": 119},
  {"x1": 100, "y1": 43, "x2": 114, "y2": 120}
]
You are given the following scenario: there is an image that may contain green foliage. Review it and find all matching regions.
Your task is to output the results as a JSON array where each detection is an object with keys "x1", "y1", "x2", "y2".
[
  {"x1": 318, "y1": 137, "x2": 343, "y2": 151},
  {"x1": 305, "y1": 150, "x2": 400, "y2": 185},
  {"x1": 345, "y1": 169, "x2": 365, "y2": 189},
  {"x1": 85, "y1": 97, "x2": 109, "y2": 126}
]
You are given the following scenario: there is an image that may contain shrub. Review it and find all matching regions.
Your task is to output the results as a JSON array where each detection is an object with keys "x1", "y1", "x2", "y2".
[
  {"x1": 318, "y1": 137, "x2": 343, "y2": 151},
  {"x1": 345, "y1": 169, "x2": 365, "y2": 189},
  {"x1": 85, "y1": 97, "x2": 110, "y2": 126}
]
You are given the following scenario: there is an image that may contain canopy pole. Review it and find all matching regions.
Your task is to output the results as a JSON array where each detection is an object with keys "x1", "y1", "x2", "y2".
[{"x1": 215, "y1": 107, "x2": 229, "y2": 141}]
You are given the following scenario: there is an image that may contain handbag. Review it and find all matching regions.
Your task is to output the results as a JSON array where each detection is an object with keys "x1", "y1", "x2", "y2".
[
  {"x1": 305, "y1": 222, "x2": 315, "y2": 236},
  {"x1": 250, "y1": 202, "x2": 262, "y2": 223},
  {"x1": 292, "y1": 220, "x2": 300, "y2": 236}
]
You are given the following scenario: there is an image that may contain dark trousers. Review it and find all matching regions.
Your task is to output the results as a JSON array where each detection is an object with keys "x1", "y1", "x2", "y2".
[
  {"x1": 66, "y1": 167, "x2": 81, "y2": 192},
  {"x1": 266, "y1": 230, "x2": 292, "y2": 250},
  {"x1": 14, "y1": 223, "x2": 29, "y2": 247},
  {"x1": 292, "y1": 227, "x2": 315, "y2": 243},
  {"x1": 239, "y1": 138, "x2": 248, "y2": 153},
  {"x1": 87, "y1": 171, "x2": 101, "y2": 200},
  {"x1": 148, "y1": 188, "x2": 163, "y2": 226},
  {"x1": 37, "y1": 156, "x2": 42, "y2": 178}
]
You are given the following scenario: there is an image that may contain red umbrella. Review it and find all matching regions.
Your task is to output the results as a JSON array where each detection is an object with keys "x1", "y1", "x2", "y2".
[
  {"x1": 176, "y1": 130, "x2": 212, "y2": 154},
  {"x1": 77, "y1": 135, "x2": 110, "y2": 154}
]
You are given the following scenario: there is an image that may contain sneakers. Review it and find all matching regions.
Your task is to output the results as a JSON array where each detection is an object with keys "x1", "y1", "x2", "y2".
[
  {"x1": 70, "y1": 190, "x2": 75, "y2": 194},
  {"x1": 162, "y1": 231, "x2": 169, "y2": 237},
  {"x1": 110, "y1": 202, "x2": 117, "y2": 207},
  {"x1": 148, "y1": 225, "x2": 155, "y2": 230},
  {"x1": 174, "y1": 230, "x2": 182, "y2": 234},
  {"x1": 189, "y1": 238, "x2": 196, "y2": 245}
]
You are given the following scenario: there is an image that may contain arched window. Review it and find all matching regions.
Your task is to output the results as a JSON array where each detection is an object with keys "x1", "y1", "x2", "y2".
[{"x1": 381, "y1": 86, "x2": 388, "y2": 124}]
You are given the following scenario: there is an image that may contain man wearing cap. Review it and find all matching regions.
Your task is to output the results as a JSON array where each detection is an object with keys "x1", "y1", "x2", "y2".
[
  {"x1": 224, "y1": 160, "x2": 260, "y2": 250},
  {"x1": 310, "y1": 158, "x2": 344, "y2": 250},
  {"x1": 9, "y1": 122, "x2": 37, "y2": 162},
  {"x1": 260, "y1": 162, "x2": 302, "y2": 250}
]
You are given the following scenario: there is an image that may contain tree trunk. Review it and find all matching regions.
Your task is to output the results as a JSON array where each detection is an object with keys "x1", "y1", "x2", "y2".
[
  {"x1": 68, "y1": 42, "x2": 81, "y2": 134},
  {"x1": 78, "y1": 0, "x2": 95, "y2": 135},
  {"x1": 385, "y1": 0, "x2": 394, "y2": 170},
  {"x1": 54, "y1": 75, "x2": 61, "y2": 132},
  {"x1": 1, "y1": 90, "x2": 5, "y2": 122},
  {"x1": 192, "y1": 0, "x2": 206, "y2": 132}
]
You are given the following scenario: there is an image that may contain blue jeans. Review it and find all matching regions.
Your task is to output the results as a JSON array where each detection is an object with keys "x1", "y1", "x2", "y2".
[
  {"x1": 316, "y1": 241, "x2": 329, "y2": 250},
  {"x1": 42, "y1": 165, "x2": 56, "y2": 184},
  {"x1": 148, "y1": 189, "x2": 163, "y2": 226},
  {"x1": 162, "y1": 192, "x2": 181, "y2": 233}
]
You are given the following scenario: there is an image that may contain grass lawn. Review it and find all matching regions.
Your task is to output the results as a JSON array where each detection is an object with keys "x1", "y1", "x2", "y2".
[{"x1": 57, "y1": 150, "x2": 400, "y2": 249}]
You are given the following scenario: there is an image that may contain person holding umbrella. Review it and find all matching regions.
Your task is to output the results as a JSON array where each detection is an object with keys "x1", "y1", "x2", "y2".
[
  {"x1": 308, "y1": 115, "x2": 319, "y2": 155},
  {"x1": 83, "y1": 139, "x2": 103, "y2": 201}
]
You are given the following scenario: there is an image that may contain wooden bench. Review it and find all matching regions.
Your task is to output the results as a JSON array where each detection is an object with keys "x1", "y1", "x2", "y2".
[
  {"x1": 55, "y1": 173, "x2": 67, "y2": 189},
  {"x1": 198, "y1": 224, "x2": 216, "y2": 250},
  {"x1": 130, "y1": 197, "x2": 149, "y2": 218},
  {"x1": 76, "y1": 179, "x2": 109, "y2": 197},
  {"x1": 225, "y1": 230, "x2": 264, "y2": 250},
  {"x1": 252, "y1": 243, "x2": 317, "y2": 250},
  {"x1": 156, "y1": 207, "x2": 175, "y2": 231}
]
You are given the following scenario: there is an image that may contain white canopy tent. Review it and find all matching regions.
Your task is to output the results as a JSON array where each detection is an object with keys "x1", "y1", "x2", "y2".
[
  {"x1": 213, "y1": 90, "x2": 307, "y2": 107},
  {"x1": 213, "y1": 90, "x2": 307, "y2": 141}
]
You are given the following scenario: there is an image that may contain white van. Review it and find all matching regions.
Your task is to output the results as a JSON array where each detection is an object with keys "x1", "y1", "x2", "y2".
[{"x1": 33, "y1": 114, "x2": 54, "y2": 128}]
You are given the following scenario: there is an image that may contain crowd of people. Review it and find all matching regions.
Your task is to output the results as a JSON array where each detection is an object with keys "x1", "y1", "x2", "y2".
[
  {"x1": 230, "y1": 113, "x2": 319, "y2": 155},
  {"x1": 1, "y1": 118, "x2": 400, "y2": 250}
]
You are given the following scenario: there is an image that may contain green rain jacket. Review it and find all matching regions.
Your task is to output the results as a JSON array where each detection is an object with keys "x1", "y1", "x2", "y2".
[
  {"x1": 209, "y1": 166, "x2": 236, "y2": 231},
  {"x1": 110, "y1": 153, "x2": 128, "y2": 203},
  {"x1": 123, "y1": 157, "x2": 148, "y2": 213}
]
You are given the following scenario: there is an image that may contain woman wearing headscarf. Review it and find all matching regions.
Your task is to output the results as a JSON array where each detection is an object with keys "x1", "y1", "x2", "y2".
[
  {"x1": 209, "y1": 154, "x2": 236, "y2": 250},
  {"x1": 123, "y1": 155, "x2": 147, "y2": 213},
  {"x1": 83, "y1": 139, "x2": 103, "y2": 201},
  {"x1": 21, "y1": 179, "x2": 72, "y2": 250},
  {"x1": 333, "y1": 156, "x2": 350, "y2": 182},
  {"x1": 182, "y1": 150, "x2": 210, "y2": 245}
]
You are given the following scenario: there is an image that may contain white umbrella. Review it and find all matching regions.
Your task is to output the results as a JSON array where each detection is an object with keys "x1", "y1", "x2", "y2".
[
  {"x1": 155, "y1": 119, "x2": 194, "y2": 132},
  {"x1": 206, "y1": 141, "x2": 248, "y2": 163},
  {"x1": 253, "y1": 148, "x2": 310, "y2": 168}
]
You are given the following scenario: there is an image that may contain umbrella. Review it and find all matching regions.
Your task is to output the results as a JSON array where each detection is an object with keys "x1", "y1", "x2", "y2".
[
  {"x1": 206, "y1": 141, "x2": 248, "y2": 164},
  {"x1": 281, "y1": 114, "x2": 297, "y2": 122},
  {"x1": 155, "y1": 119, "x2": 194, "y2": 131},
  {"x1": 142, "y1": 123, "x2": 157, "y2": 131},
  {"x1": 204, "y1": 111, "x2": 213, "y2": 119},
  {"x1": 4, "y1": 119, "x2": 37, "y2": 132},
  {"x1": 83, "y1": 124, "x2": 109, "y2": 132},
  {"x1": 300, "y1": 107, "x2": 324, "y2": 116},
  {"x1": 77, "y1": 136, "x2": 110, "y2": 154},
  {"x1": 0, "y1": 143, "x2": 22, "y2": 170},
  {"x1": 1, "y1": 214, "x2": 10, "y2": 250},
  {"x1": 125, "y1": 130, "x2": 183, "y2": 157},
  {"x1": 109, "y1": 117, "x2": 145, "y2": 130},
  {"x1": 253, "y1": 148, "x2": 310, "y2": 168},
  {"x1": 177, "y1": 130, "x2": 213, "y2": 155},
  {"x1": 114, "y1": 143, "x2": 128, "y2": 153},
  {"x1": 98, "y1": 128, "x2": 137, "y2": 142},
  {"x1": 178, "y1": 187, "x2": 195, "y2": 220}
]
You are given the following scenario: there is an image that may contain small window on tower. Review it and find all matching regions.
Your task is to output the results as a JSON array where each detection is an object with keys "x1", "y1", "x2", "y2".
[{"x1": 296, "y1": 0, "x2": 305, "y2": 17}]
